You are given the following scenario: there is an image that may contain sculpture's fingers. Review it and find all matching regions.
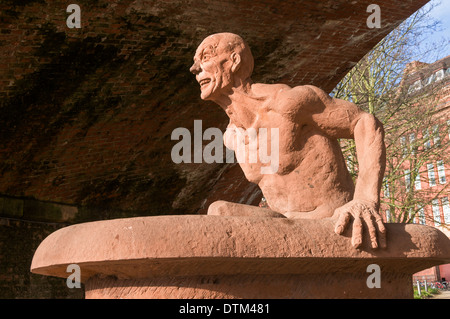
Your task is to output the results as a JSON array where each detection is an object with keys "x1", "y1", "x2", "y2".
[
  {"x1": 334, "y1": 211, "x2": 351, "y2": 235},
  {"x1": 362, "y1": 209, "x2": 378, "y2": 249},
  {"x1": 374, "y1": 214, "x2": 387, "y2": 249},
  {"x1": 351, "y1": 216, "x2": 363, "y2": 248}
]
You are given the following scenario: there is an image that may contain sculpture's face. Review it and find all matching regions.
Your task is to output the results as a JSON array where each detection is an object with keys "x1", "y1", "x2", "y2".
[{"x1": 190, "y1": 36, "x2": 234, "y2": 101}]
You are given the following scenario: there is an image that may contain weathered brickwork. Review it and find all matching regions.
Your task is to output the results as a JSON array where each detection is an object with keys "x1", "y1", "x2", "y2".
[
  {"x1": 0, "y1": 0, "x2": 428, "y2": 298},
  {"x1": 0, "y1": 0, "x2": 428, "y2": 214},
  {"x1": 0, "y1": 217, "x2": 84, "y2": 298}
]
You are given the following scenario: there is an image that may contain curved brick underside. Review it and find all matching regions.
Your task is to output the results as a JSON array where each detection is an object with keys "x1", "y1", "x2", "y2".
[{"x1": 0, "y1": 0, "x2": 429, "y2": 220}]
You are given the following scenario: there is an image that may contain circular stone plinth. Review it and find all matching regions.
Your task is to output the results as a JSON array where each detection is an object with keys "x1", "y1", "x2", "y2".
[{"x1": 31, "y1": 215, "x2": 450, "y2": 298}]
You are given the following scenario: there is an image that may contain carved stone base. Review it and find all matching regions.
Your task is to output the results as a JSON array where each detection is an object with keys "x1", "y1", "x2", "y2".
[
  {"x1": 31, "y1": 215, "x2": 450, "y2": 299},
  {"x1": 83, "y1": 271, "x2": 416, "y2": 299}
]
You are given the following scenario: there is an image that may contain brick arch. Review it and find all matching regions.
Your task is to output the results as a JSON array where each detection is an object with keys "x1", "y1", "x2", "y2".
[{"x1": 0, "y1": 0, "x2": 429, "y2": 218}]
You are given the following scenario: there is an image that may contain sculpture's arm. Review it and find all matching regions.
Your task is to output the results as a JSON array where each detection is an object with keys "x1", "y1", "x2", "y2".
[
  {"x1": 329, "y1": 101, "x2": 387, "y2": 249},
  {"x1": 313, "y1": 96, "x2": 386, "y2": 205},
  {"x1": 350, "y1": 111, "x2": 386, "y2": 205},
  {"x1": 290, "y1": 87, "x2": 386, "y2": 197},
  {"x1": 290, "y1": 85, "x2": 387, "y2": 249}
]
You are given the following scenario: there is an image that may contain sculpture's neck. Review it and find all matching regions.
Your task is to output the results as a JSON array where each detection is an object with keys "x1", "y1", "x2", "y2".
[{"x1": 215, "y1": 81, "x2": 265, "y2": 129}]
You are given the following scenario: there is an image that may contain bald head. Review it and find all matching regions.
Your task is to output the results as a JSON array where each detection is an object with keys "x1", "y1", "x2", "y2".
[
  {"x1": 200, "y1": 33, "x2": 254, "y2": 80},
  {"x1": 190, "y1": 33, "x2": 254, "y2": 101}
]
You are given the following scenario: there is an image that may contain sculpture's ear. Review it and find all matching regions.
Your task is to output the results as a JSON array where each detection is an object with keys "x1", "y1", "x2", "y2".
[{"x1": 230, "y1": 52, "x2": 241, "y2": 73}]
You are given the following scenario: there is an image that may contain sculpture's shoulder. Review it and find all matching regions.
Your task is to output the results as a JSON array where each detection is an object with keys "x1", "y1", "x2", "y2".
[
  {"x1": 254, "y1": 84, "x2": 330, "y2": 115},
  {"x1": 251, "y1": 83, "x2": 291, "y2": 97},
  {"x1": 288, "y1": 84, "x2": 332, "y2": 104},
  {"x1": 249, "y1": 84, "x2": 333, "y2": 120}
]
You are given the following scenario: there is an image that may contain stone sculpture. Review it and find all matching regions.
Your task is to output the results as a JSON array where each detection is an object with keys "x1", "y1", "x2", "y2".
[
  {"x1": 30, "y1": 33, "x2": 450, "y2": 300},
  {"x1": 190, "y1": 33, "x2": 387, "y2": 249}
]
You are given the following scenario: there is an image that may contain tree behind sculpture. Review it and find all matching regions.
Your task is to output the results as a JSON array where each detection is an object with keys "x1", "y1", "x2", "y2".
[{"x1": 333, "y1": 3, "x2": 450, "y2": 226}]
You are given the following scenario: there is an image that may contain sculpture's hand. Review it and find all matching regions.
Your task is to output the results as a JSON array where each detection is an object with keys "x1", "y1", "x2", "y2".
[{"x1": 333, "y1": 199, "x2": 386, "y2": 249}]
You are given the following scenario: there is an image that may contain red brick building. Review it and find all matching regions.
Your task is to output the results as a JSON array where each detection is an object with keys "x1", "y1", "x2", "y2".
[{"x1": 383, "y1": 55, "x2": 450, "y2": 284}]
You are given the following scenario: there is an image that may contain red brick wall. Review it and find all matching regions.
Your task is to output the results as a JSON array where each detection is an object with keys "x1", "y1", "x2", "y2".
[
  {"x1": 0, "y1": 0, "x2": 429, "y2": 298},
  {"x1": 0, "y1": 0, "x2": 223, "y2": 215},
  {"x1": 380, "y1": 57, "x2": 450, "y2": 226},
  {"x1": 0, "y1": 0, "x2": 429, "y2": 217},
  {"x1": 0, "y1": 217, "x2": 84, "y2": 298}
]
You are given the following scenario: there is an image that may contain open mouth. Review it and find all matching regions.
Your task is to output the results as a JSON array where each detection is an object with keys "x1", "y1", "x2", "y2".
[{"x1": 199, "y1": 78, "x2": 211, "y2": 87}]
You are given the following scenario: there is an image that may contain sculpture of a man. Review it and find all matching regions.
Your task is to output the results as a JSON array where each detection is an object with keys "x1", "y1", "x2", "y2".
[{"x1": 190, "y1": 33, "x2": 387, "y2": 249}]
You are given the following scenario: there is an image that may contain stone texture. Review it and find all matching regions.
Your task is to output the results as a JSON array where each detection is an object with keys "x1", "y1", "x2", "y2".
[
  {"x1": 191, "y1": 33, "x2": 387, "y2": 250},
  {"x1": 31, "y1": 215, "x2": 450, "y2": 298},
  {"x1": 83, "y1": 272, "x2": 413, "y2": 299}
]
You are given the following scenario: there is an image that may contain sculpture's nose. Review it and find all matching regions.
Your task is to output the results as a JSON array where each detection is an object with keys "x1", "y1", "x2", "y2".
[{"x1": 190, "y1": 61, "x2": 201, "y2": 74}]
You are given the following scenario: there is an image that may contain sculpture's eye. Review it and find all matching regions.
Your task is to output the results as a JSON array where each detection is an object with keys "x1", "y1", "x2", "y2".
[{"x1": 201, "y1": 47, "x2": 214, "y2": 62}]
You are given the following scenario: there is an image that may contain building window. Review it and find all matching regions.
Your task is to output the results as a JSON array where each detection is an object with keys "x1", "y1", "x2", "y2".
[
  {"x1": 383, "y1": 178, "x2": 390, "y2": 198},
  {"x1": 385, "y1": 209, "x2": 391, "y2": 223},
  {"x1": 414, "y1": 172, "x2": 421, "y2": 190},
  {"x1": 414, "y1": 79, "x2": 422, "y2": 91},
  {"x1": 432, "y1": 199, "x2": 441, "y2": 226},
  {"x1": 424, "y1": 73, "x2": 435, "y2": 86},
  {"x1": 437, "y1": 160, "x2": 446, "y2": 184},
  {"x1": 346, "y1": 155, "x2": 354, "y2": 173},
  {"x1": 442, "y1": 197, "x2": 450, "y2": 225},
  {"x1": 418, "y1": 206, "x2": 426, "y2": 225},
  {"x1": 435, "y1": 69, "x2": 444, "y2": 81},
  {"x1": 448, "y1": 119, "x2": 450, "y2": 140},
  {"x1": 404, "y1": 169, "x2": 411, "y2": 189},
  {"x1": 408, "y1": 208, "x2": 414, "y2": 222},
  {"x1": 408, "y1": 80, "x2": 422, "y2": 93},
  {"x1": 409, "y1": 133, "x2": 416, "y2": 155},
  {"x1": 400, "y1": 136, "x2": 407, "y2": 155},
  {"x1": 432, "y1": 124, "x2": 440, "y2": 147},
  {"x1": 427, "y1": 163, "x2": 436, "y2": 187}
]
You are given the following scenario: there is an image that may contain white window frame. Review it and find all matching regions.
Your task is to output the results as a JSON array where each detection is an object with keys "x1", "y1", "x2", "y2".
[
  {"x1": 432, "y1": 199, "x2": 441, "y2": 226},
  {"x1": 427, "y1": 163, "x2": 436, "y2": 187},
  {"x1": 409, "y1": 132, "x2": 416, "y2": 155},
  {"x1": 442, "y1": 197, "x2": 450, "y2": 225},
  {"x1": 404, "y1": 169, "x2": 411, "y2": 190},
  {"x1": 448, "y1": 119, "x2": 450, "y2": 140},
  {"x1": 418, "y1": 206, "x2": 426, "y2": 225},
  {"x1": 400, "y1": 136, "x2": 407, "y2": 155},
  {"x1": 437, "y1": 160, "x2": 446, "y2": 184},
  {"x1": 435, "y1": 69, "x2": 444, "y2": 81},
  {"x1": 424, "y1": 73, "x2": 435, "y2": 86},
  {"x1": 385, "y1": 209, "x2": 391, "y2": 223},
  {"x1": 432, "y1": 124, "x2": 440, "y2": 146},
  {"x1": 413, "y1": 80, "x2": 422, "y2": 91},
  {"x1": 414, "y1": 171, "x2": 421, "y2": 190},
  {"x1": 383, "y1": 178, "x2": 390, "y2": 198}
]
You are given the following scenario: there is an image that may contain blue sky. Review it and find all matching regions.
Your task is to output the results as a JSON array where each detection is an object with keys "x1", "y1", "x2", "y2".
[{"x1": 418, "y1": 0, "x2": 450, "y2": 62}]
